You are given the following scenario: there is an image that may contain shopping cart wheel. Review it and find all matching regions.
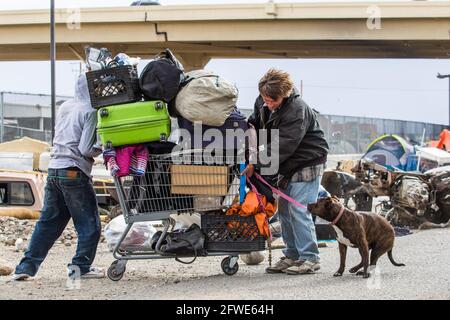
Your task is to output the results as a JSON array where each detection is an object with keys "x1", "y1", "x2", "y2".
[
  {"x1": 107, "y1": 260, "x2": 126, "y2": 281},
  {"x1": 221, "y1": 256, "x2": 239, "y2": 276}
]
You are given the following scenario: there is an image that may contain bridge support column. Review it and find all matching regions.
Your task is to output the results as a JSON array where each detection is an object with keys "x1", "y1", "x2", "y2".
[{"x1": 176, "y1": 53, "x2": 211, "y2": 72}]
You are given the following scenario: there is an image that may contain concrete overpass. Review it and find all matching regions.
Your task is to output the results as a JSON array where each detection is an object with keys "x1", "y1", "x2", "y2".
[{"x1": 0, "y1": 2, "x2": 449, "y2": 69}]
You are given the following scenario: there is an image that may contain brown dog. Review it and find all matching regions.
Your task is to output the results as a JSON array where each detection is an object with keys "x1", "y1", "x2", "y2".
[{"x1": 308, "y1": 197, "x2": 405, "y2": 278}]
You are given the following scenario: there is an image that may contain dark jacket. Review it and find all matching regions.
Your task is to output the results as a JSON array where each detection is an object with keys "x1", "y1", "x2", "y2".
[{"x1": 248, "y1": 88, "x2": 329, "y2": 178}]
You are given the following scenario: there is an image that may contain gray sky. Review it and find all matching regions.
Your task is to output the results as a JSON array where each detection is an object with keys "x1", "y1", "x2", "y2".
[{"x1": 0, "y1": 0, "x2": 449, "y2": 125}]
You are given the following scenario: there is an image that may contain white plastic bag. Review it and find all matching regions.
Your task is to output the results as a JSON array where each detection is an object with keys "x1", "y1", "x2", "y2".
[
  {"x1": 104, "y1": 215, "x2": 157, "y2": 252},
  {"x1": 222, "y1": 177, "x2": 240, "y2": 207},
  {"x1": 170, "y1": 213, "x2": 201, "y2": 230}
]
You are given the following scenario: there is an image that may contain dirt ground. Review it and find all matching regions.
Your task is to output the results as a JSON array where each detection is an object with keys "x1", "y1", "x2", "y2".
[{"x1": 0, "y1": 227, "x2": 449, "y2": 300}]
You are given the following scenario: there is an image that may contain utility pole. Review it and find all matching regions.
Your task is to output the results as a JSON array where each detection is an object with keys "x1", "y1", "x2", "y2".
[
  {"x1": 50, "y1": 0, "x2": 56, "y2": 143},
  {"x1": 437, "y1": 73, "x2": 450, "y2": 127}
]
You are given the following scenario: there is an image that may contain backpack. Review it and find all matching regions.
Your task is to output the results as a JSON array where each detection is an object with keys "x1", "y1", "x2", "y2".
[
  {"x1": 175, "y1": 70, "x2": 238, "y2": 126},
  {"x1": 139, "y1": 49, "x2": 184, "y2": 103}
]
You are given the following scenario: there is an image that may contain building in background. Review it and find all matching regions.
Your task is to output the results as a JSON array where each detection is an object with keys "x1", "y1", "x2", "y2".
[
  {"x1": 0, "y1": 92, "x2": 70, "y2": 143},
  {"x1": 0, "y1": 92, "x2": 447, "y2": 154}
]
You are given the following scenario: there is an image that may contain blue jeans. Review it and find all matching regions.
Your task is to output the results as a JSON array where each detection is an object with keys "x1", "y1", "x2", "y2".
[
  {"x1": 270, "y1": 184, "x2": 329, "y2": 224},
  {"x1": 15, "y1": 169, "x2": 101, "y2": 276},
  {"x1": 278, "y1": 175, "x2": 321, "y2": 263}
]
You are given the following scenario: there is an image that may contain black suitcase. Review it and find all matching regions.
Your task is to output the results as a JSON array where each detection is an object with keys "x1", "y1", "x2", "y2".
[{"x1": 177, "y1": 109, "x2": 249, "y2": 150}]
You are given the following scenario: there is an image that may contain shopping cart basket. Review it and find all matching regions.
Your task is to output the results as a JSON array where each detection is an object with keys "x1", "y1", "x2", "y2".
[{"x1": 107, "y1": 150, "x2": 267, "y2": 281}]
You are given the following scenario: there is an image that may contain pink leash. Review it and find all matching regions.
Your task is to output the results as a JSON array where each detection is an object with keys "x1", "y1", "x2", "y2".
[
  {"x1": 246, "y1": 176, "x2": 268, "y2": 215},
  {"x1": 253, "y1": 172, "x2": 308, "y2": 210},
  {"x1": 246, "y1": 176, "x2": 272, "y2": 241}
]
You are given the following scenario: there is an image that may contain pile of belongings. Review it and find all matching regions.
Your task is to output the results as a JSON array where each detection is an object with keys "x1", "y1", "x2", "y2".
[
  {"x1": 86, "y1": 48, "x2": 269, "y2": 251},
  {"x1": 85, "y1": 47, "x2": 141, "y2": 71},
  {"x1": 85, "y1": 48, "x2": 178, "y2": 177},
  {"x1": 86, "y1": 47, "x2": 249, "y2": 178}
]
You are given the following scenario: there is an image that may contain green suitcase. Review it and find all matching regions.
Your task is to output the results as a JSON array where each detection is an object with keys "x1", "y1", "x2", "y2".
[{"x1": 97, "y1": 101, "x2": 171, "y2": 148}]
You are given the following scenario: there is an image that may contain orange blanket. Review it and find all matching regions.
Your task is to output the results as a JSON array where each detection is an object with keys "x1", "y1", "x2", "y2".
[{"x1": 226, "y1": 191, "x2": 277, "y2": 238}]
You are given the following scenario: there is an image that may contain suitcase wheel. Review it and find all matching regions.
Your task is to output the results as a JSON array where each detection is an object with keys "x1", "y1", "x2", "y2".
[
  {"x1": 106, "y1": 141, "x2": 113, "y2": 149},
  {"x1": 155, "y1": 102, "x2": 164, "y2": 110},
  {"x1": 100, "y1": 109, "x2": 109, "y2": 117},
  {"x1": 159, "y1": 134, "x2": 167, "y2": 142}
]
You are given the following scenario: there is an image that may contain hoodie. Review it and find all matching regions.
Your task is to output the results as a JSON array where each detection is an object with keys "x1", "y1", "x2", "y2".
[{"x1": 49, "y1": 74, "x2": 102, "y2": 177}]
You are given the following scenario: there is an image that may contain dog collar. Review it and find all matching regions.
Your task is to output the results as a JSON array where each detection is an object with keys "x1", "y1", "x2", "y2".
[{"x1": 331, "y1": 206, "x2": 345, "y2": 226}]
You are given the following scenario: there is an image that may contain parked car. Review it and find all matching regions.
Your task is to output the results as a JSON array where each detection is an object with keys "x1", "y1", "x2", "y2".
[{"x1": 0, "y1": 168, "x2": 117, "y2": 220}]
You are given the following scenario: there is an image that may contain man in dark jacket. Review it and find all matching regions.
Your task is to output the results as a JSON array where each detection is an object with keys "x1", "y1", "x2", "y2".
[{"x1": 246, "y1": 68, "x2": 329, "y2": 275}]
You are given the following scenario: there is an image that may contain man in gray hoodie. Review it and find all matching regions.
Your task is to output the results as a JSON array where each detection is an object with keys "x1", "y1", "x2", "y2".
[{"x1": 14, "y1": 74, "x2": 104, "y2": 280}]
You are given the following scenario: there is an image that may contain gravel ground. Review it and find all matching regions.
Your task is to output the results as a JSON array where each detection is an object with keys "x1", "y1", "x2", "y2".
[{"x1": 0, "y1": 227, "x2": 449, "y2": 300}]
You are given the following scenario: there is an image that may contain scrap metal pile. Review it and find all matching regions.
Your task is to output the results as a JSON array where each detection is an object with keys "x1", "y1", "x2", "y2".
[{"x1": 351, "y1": 160, "x2": 450, "y2": 229}]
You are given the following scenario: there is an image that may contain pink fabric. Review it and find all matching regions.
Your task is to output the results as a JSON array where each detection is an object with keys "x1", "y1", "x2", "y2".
[
  {"x1": 115, "y1": 146, "x2": 136, "y2": 177},
  {"x1": 254, "y1": 172, "x2": 307, "y2": 210},
  {"x1": 104, "y1": 145, "x2": 149, "y2": 177}
]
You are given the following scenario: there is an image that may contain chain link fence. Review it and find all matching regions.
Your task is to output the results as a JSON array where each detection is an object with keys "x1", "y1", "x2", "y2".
[
  {"x1": 317, "y1": 114, "x2": 447, "y2": 154},
  {"x1": 0, "y1": 91, "x2": 70, "y2": 144},
  {"x1": 2, "y1": 125, "x2": 52, "y2": 143}
]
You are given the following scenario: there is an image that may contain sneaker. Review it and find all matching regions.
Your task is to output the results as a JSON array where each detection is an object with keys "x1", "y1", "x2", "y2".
[
  {"x1": 12, "y1": 273, "x2": 32, "y2": 281},
  {"x1": 81, "y1": 267, "x2": 105, "y2": 279},
  {"x1": 285, "y1": 260, "x2": 321, "y2": 275},
  {"x1": 265, "y1": 257, "x2": 296, "y2": 274},
  {"x1": 68, "y1": 267, "x2": 105, "y2": 280}
]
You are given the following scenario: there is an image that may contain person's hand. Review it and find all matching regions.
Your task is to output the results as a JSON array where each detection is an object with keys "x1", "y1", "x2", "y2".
[{"x1": 241, "y1": 164, "x2": 255, "y2": 177}]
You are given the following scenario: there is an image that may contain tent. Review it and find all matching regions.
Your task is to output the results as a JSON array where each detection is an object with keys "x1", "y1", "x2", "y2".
[
  {"x1": 363, "y1": 134, "x2": 415, "y2": 170},
  {"x1": 429, "y1": 129, "x2": 450, "y2": 152}
]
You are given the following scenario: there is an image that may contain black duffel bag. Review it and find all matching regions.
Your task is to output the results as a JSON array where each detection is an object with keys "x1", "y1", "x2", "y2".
[
  {"x1": 139, "y1": 48, "x2": 185, "y2": 103},
  {"x1": 160, "y1": 224, "x2": 206, "y2": 264}
]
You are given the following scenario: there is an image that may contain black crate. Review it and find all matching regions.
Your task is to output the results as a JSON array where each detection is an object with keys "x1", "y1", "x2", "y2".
[
  {"x1": 201, "y1": 212, "x2": 266, "y2": 252},
  {"x1": 86, "y1": 65, "x2": 141, "y2": 109}
]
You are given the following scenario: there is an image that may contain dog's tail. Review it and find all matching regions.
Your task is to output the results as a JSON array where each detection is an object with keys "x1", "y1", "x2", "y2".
[{"x1": 388, "y1": 250, "x2": 405, "y2": 267}]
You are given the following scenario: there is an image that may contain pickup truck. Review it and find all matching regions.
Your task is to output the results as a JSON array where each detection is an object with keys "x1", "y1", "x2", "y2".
[{"x1": 0, "y1": 168, "x2": 117, "y2": 221}]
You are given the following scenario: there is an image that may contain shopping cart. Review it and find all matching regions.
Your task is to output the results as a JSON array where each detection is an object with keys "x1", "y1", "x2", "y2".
[{"x1": 107, "y1": 150, "x2": 267, "y2": 281}]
